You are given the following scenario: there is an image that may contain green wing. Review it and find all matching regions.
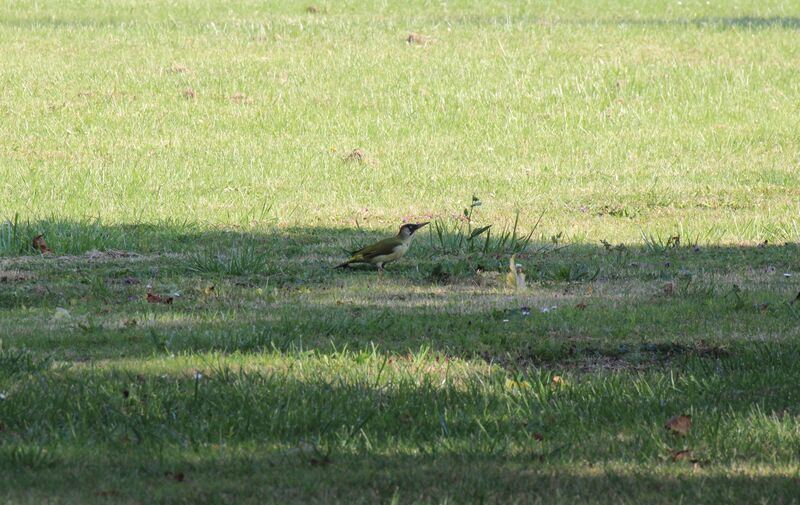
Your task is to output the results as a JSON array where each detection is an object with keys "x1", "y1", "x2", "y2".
[{"x1": 351, "y1": 237, "x2": 402, "y2": 261}]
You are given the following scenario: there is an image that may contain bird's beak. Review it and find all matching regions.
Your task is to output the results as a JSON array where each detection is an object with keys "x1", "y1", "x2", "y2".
[{"x1": 411, "y1": 222, "x2": 430, "y2": 232}]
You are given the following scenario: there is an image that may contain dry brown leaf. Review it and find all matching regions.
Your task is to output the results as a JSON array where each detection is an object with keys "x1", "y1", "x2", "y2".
[
  {"x1": 575, "y1": 302, "x2": 588, "y2": 311},
  {"x1": 145, "y1": 284, "x2": 173, "y2": 305},
  {"x1": 32, "y1": 234, "x2": 51, "y2": 254},
  {"x1": 551, "y1": 375, "x2": 563, "y2": 386},
  {"x1": 343, "y1": 148, "x2": 365, "y2": 163},
  {"x1": 407, "y1": 32, "x2": 434, "y2": 45},
  {"x1": 670, "y1": 449, "x2": 692, "y2": 462},
  {"x1": 146, "y1": 292, "x2": 173, "y2": 305},
  {"x1": 665, "y1": 414, "x2": 692, "y2": 435}
]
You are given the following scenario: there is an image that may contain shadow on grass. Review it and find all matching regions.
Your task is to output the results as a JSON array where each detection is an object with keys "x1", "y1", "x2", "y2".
[
  {"x1": 3, "y1": 450, "x2": 800, "y2": 504},
  {"x1": 1, "y1": 215, "x2": 798, "y2": 502},
  {"x1": 5, "y1": 12, "x2": 800, "y2": 31},
  {"x1": 569, "y1": 16, "x2": 800, "y2": 30},
  {"x1": 2, "y1": 341, "x2": 800, "y2": 454},
  {"x1": 1, "y1": 219, "x2": 799, "y2": 361},
  {"x1": 2, "y1": 339, "x2": 800, "y2": 504}
]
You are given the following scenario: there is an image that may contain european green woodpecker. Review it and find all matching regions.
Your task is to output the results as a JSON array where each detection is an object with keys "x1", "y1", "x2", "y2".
[{"x1": 336, "y1": 222, "x2": 429, "y2": 270}]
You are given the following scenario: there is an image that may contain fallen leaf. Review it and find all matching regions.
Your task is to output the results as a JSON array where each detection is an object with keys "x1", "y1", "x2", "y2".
[
  {"x1": 147, "y1": 292, "x2": 174, "y2": 305},
  {"x1": 551, "y1": 375, "x2": 563, "y2": 386},
  {"x1": 145, "y1": 284, "x2": 174, "y2": 304},
  {"x1": 665, "y1": 414, "x2": 692, "y2": 435},
  {"x1": 32, "y1": 234, "x2": 50, "y2": 254},
  {"x1": 407, "y1": 32, "x2": 434, "y2": 45},
  {"x1": 575, "y1": 302, "x2": 588, "y2": 310},
  {"x1": 670, "y1": 449, "x2": 692, "y2": 461},
  {"x1": 343, "y1": 148, "x2": 365, "y2": 163}
]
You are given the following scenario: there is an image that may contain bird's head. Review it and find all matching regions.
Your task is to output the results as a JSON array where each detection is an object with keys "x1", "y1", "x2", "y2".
[{"x1": 398, "y1": 222, "x2": 429, "y2": 238}]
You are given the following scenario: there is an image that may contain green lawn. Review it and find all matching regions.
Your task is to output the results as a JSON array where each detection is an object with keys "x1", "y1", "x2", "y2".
[{"x1": 2, "y1": 1, "x2": 800, "y2": 503}]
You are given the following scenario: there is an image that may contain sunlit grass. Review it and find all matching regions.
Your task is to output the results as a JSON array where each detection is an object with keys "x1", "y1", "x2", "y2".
[{"x1": 3, "y1": 0, "x2": 800, "y2": 503}]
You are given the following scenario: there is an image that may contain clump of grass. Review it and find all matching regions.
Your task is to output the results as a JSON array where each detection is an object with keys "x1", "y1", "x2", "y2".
[
  {"x1": 429, "y1": 196, "x2": 539, "y2": 256},
  {"x1": 0, "y1": 346, "x2": 53, "y2": 378},
  {"x1": 2, "y1": 445, "x2": 60, "y2": 470},
  {"x1": 543, "y1": 263, "x2": 600, "y2": 283},
  {"x1": 641, "y1": 225, "x2": 717, "y2": 253},
  {"x1": 0, "y1": 213, "x2": 26, "y2": 256},
  {"x1": 186, "y1": 242, "x2": 269, "y2": 275}
]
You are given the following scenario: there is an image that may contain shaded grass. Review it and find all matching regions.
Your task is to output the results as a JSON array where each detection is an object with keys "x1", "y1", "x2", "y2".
[{"x1": 2, "y1": 225, "x2": 799, "y2": 503}]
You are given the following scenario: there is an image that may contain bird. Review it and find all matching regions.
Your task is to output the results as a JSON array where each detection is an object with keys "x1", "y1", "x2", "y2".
[{"x1": 336, "y1": 222, "x2": 429, "y2": 271}]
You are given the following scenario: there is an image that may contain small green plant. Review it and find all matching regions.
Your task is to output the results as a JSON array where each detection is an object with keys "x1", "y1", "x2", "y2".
[
  {"x1": 641, "y1": 231, "x2": 683, "y2": 253},
  {"x1": 5, "y1": 445, "x2": 60, "y2": 470},
  {"x1": 429, "y1": 196, "x2": 539, "y2": 256},
  {"x1": 641, "y1": 225, "x2": 713, "y2": 254},
  {"x1": 186, "y1": 242, "x2": 269, "y2": 275}
]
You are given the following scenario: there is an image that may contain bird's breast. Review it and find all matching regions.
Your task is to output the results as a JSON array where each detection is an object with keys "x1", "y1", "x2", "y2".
[{"x1": 372, "y1": 243, "x2": 408, "y2": 263}]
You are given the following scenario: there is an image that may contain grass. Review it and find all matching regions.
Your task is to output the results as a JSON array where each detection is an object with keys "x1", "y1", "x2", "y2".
[{"x1": 3, "y1": 0, "x2": 800, "y2": 503}]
